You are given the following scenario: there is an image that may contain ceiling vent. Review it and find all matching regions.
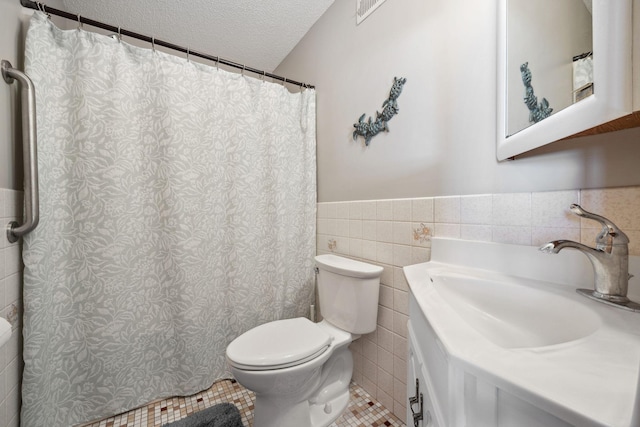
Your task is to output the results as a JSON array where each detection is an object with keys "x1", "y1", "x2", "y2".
[{"x1": 356, "y1": 0, "x2": 388, "y2": 25}]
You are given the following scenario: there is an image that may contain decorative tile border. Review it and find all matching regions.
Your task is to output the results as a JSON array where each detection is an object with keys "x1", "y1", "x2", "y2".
[{"x1": 317, "y1": 186, "x2": 640, "y2": 259}]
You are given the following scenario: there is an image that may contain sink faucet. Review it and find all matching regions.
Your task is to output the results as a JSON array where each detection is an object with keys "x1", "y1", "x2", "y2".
[{"x1": 540, "y1": 204, "x2": 638, "y2": 311}]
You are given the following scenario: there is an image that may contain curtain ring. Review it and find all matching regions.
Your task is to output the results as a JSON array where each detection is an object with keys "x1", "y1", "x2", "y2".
[
  {"x1": 241, "y1": 65, "x2": 245, "y2": 76},
  {"x1": 186, "y1": 47, "x2": 190, "y2": 62},
  {"x1": 117, "y1": 26, "x2": 122, "y2": 42},
  {"x1": 282, "y1": 77, "x2": 287, "y2": 87},
  {"x1": 77, "y1": 14, "x2": 83, "y2": 30},
  {"x1": 151, "y1": 37, "x2": 155, "y2": 53},
  {"x1": 215, "y1": 57, "x2": 219, "y2": 70},
  {"x1": 261, "y1": 70, "x2": 266, "y2": 82}
]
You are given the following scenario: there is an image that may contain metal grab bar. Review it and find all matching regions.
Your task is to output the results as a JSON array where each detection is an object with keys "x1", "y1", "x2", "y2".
[{"x1": 2, "y1": 60, "x2": 39, "y2": 243}]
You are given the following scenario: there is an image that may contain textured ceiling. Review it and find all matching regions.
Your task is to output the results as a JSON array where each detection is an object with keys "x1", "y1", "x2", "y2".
[{"x1": 60, "y1": 0, "x2": 335, "y2": 72}]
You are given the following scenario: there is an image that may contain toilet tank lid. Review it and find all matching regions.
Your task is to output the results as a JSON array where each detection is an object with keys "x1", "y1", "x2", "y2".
[{"x1": 315, "y1": 254, "x2": 383, "y2": 279}]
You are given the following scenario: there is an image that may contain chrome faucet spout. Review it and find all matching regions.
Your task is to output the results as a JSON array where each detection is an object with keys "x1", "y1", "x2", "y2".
[
  {"x1": 539, "y1": 240, "x2": 601, "y2": 255},
  {"x1": 539, "y1": 205, "x2": 637, "y2": 311}
]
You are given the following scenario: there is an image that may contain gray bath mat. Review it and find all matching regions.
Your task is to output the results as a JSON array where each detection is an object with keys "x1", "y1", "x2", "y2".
[{"x1": 164, "y1": 402, "x2": 244, "y2": 427}]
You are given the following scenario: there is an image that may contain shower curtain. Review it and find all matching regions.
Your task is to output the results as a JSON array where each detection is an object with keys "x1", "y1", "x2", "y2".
[{"x1": 21, "y1": 12, "x2": 316, "y2": 426}]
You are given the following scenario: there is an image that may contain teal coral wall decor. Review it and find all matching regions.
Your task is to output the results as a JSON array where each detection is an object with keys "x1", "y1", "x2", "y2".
[
  {"x1": 520, "y1": 62, "x2": 552, "y2": 124},
  {"x1": 353, "y1": 77, "x2": 407, "y2": 146}
]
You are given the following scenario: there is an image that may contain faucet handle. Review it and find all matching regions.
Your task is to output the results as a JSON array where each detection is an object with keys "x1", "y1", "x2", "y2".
[{"x1": 570, "y1": 204, "x2": 630, "y2": 246}]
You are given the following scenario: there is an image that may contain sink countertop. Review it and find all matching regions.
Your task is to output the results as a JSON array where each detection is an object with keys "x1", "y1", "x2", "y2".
[{"x1": 404, "y1": 238, "x2": 640, "y2": 427}]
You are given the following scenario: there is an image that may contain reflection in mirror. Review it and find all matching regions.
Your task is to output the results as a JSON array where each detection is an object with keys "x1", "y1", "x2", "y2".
[
  {"x1": 497, "y1": 0, "x2": 632, "y2": 161},
  {"x1": 506, "y1": 0, "x2": 593, "y2": 137}
]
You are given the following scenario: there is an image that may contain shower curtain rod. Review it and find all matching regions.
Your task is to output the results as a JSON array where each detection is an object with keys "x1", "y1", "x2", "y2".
[{"x1": 19, "y1": 0, "x2": 315, "y2": 90}]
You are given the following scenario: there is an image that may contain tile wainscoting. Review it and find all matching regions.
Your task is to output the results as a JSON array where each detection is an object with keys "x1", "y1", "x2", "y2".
[
  {"x1": 0, "y1": 189, "x2": 23, "y2": 427},
  {"x1": 2, "y1": 185, "x2": 639, "y2": 426},
  {"x1": 316, "y1": 186, "x2": 640, "y2": 423}
]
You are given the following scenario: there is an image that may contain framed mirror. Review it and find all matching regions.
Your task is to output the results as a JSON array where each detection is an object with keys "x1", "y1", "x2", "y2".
[{"x1": 497, "y1": 0, "x2": 633, "y2": 160}]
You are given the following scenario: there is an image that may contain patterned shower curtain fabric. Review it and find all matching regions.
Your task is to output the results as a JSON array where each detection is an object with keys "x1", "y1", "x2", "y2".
[{"x1": 21, "y1": 12, "x2": 316, "y2": 426}]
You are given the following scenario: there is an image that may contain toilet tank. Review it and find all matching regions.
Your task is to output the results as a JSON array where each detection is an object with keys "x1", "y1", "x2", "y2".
[{"x1": 315, "y1": 254, "x2": 383, "y2": 334}]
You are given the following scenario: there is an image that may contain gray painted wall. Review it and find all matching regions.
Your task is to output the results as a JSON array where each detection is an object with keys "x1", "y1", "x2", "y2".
[
  {"x1": 275, "y1": 0, "x2": 640, "y2": 202},
  {"x1": 2, "y1": 0, "x2": 640, "y2": 202}
]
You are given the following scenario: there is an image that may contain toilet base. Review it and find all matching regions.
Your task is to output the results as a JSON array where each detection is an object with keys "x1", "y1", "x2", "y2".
[
  {"x1": 253, "y1": 387, "x2": 350, "y2": 427},
  {"x1": 253, "y1": 397, "x2": 308, "y2": 427},
  {"x1": 230, "y1": 321, "x2": 356, "y2": 427},
  {"x1": 309, "y1": 388, "x2": 350, "y2": 427}
]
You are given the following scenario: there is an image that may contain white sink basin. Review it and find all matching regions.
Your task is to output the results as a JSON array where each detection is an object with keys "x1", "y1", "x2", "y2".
[
  {"x1": 431, "y1": 271, "x2": 601, "y2": 348},
  {"x1": 404, "y1": 238, "x2": 640, "y2": 427}
]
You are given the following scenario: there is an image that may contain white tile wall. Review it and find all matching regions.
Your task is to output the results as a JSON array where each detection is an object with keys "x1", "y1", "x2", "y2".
[
  {"x1": 5, "y1": 182, "x2": 637, "y2": 425},
  {"x1": 0, "y1": 189, "x2": 23, "y2": 427},
  {"x1": 316, "y1": 185, "x2": 640, "y2": 423},
  {"x1": 581, "y1": 187, "x2": 640, "y2": 255}
]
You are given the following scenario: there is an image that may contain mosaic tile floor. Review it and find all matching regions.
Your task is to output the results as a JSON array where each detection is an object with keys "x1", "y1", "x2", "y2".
[{"x1": 82, "y1": 379, "x2": 403, "y2": 427}]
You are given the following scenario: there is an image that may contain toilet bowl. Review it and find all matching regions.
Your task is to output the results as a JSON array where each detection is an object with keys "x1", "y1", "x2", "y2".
[{"x1": 226, "y1": 254, "x2": 383, "y2": 427}]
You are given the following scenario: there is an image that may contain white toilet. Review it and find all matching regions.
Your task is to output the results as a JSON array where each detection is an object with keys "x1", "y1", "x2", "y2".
[{"x1": 226, "y1": 254, "x2": 382, "y2": 427}]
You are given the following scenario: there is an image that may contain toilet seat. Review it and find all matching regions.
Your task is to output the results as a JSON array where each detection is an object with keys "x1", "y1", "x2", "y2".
[{"x1": 226, "y1": 317, "x2": 332, "y2": 371}]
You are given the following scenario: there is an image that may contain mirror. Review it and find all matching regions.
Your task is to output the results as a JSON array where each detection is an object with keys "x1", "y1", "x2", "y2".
[
  {"x1": 507, "y1": 0, "x2": 593, "y2": 137},
  {"x1": 497, "y1": 0, "x2": 633, "y2": 160}
]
